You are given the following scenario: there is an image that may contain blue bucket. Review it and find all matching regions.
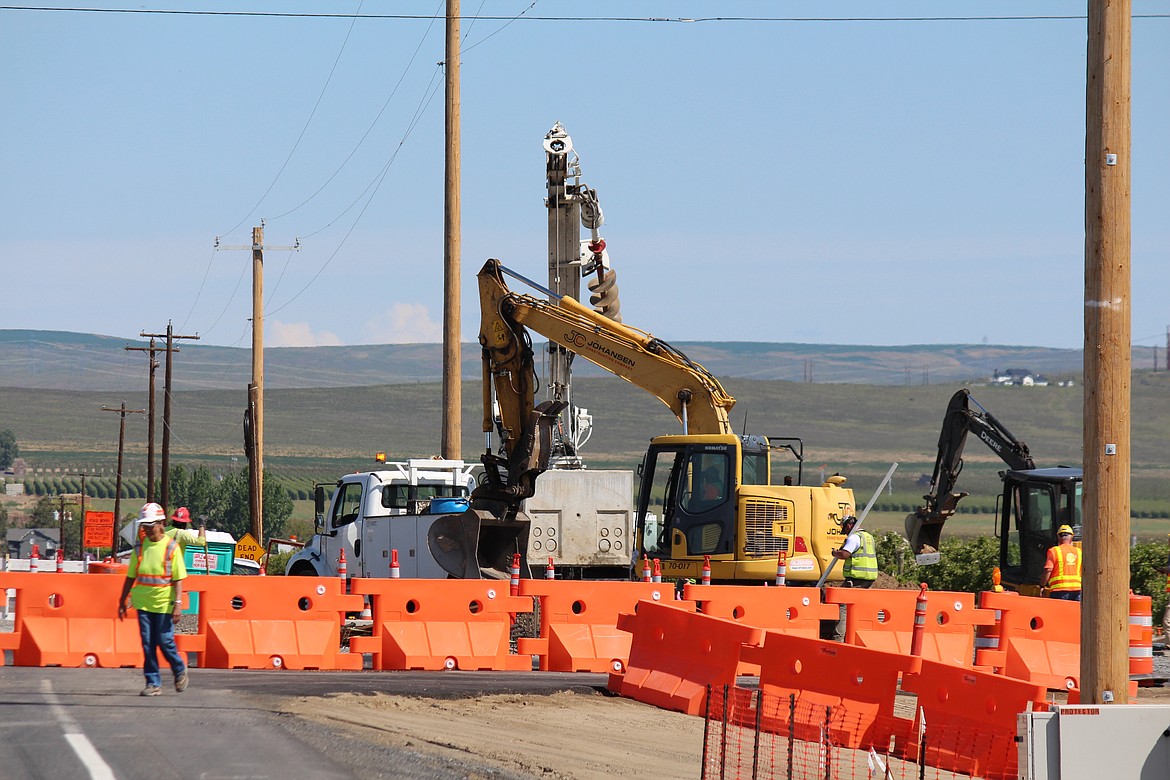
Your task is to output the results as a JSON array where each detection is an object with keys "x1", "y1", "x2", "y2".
[{"x1": 430, "y1": 497, "x2": 470, "y2": 514}]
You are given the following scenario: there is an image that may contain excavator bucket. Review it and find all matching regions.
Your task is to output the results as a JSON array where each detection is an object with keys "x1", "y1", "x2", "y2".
[
  {"x1": 428, "y1": 507, "x2": 532, "y2": 580},
  {"x1": 905, "y1": 512, "x2": 943, "y2": 565}
]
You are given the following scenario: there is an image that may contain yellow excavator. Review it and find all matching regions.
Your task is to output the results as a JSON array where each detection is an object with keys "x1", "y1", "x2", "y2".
[{"x1": 427, "y1": 258, "x2": 856, "y2": 584}]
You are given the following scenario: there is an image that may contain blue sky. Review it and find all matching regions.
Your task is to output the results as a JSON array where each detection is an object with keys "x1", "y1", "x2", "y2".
[{"x1": 2, "y1": 2, "x2": 1167, "y2": 351}]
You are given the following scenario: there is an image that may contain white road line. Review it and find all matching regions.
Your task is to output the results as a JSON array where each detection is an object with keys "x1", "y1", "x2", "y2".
[{"x1": 40, "y1": 679, "x2": 117, "y2": 780}]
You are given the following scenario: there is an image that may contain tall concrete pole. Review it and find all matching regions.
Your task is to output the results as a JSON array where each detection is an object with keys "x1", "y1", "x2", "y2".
[
  {"x1": 251, "y1": 224, "x2": 265, "y2": 541},
  {"x1": 441, "y1": 0, "x2": 462, "y2": 460},
  {"x1": 1082, "y1": 0, "x2": 1131, "y2": 705}
]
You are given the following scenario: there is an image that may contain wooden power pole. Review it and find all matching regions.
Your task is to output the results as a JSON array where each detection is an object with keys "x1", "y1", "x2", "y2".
[
  {"x1": 140, "y1": 324, "x2": 199, "y2": 511},
  {"x1": 102, "y1": 403, "x2": 145, "y2": 531},
  {"x1": 250, "y1": 224, "x2": 265, "y2": 543},
  {"x1": 125, "y1": 338, "x2": 163, "y2": 501},
  {"x1": 441, "y1": 0, "x2": 462, "y2": 460},
  {"x1": 218, "y1": 226, "x2": 297, "y2": 544},
  {"x1": 1083, "y1": 0, "x2": 1132, "y2": 705}
]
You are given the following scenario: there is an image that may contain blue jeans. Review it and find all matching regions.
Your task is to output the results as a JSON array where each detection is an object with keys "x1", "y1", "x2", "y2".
[
  {"x1": 1049, "y1": 590, "x2": 1082, "y2": 601},
  {"x1": 137, "y1": 610, "x2": 186, "y2": 687}
]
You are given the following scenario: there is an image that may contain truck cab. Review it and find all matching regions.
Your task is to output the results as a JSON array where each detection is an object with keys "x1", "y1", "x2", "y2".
[{"x1": 285, "y1": 459, "x2": 477, "y2": 579}]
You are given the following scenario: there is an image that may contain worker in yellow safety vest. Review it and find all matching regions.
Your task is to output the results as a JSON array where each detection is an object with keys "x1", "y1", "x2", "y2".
[
  {"x1": 829, "y1": 515, "x2": 878, "y2": 641},
  {"x1": 166, "y1": 506, "x2": 207, "y2": 551},
  {"x1": 1042, "y1": 524, "x2": 1082, "y2": 601},
  {"x1": 117, "y1": 502, "x2": 189, "y2": 697}
]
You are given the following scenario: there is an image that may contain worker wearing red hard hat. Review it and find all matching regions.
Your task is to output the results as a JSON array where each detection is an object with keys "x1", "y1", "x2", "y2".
[{"x1": 166, "y1": 506, "x2": 207, "y2": 551}]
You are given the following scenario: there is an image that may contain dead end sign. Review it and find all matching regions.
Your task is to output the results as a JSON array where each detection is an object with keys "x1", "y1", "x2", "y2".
[{"x1": 235, "y1": 533, "x2": 265, "y2": 561}]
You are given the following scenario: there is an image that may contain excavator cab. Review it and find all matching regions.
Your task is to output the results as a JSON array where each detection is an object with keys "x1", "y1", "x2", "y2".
[
  {"x1": 997, "y1": 467, "x2": 1082, "y2": 595},
  {"x1": 638, "y1": 438, "x2": 738, "y2": 562}
]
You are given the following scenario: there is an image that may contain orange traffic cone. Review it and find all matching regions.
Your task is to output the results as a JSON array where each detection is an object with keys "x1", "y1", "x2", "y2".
[
  {"x1": 337, "y1": 548, "x2": 348, "y2": 592},
  {"x1": 390, "y1": 548, "x2": 400, "y2": 579},
  {"x1": 509, "y1": 553, "x2": 521, "y2": 597},
  {"x1": 701, "y1": 555, "x2": 712, "y2": 586},
  {"x1": 775, "y1": 551, "x2": 787, "y2": 586},
  {"x1": 30, "y1": 543, "x2": 40, "y2": 573},
  {"x1": 910, "y1": 582, "x2": 929, "y2": 656},
  {"x1": 640, "y1": 555, "x2": 651, "y2": 582},
  {"x1": 359, "y1": 597, "x2": 373, "y2": 621},
  {"x1": 545, "y1": 556, "x2": 556, "y2": 580},
  {"x1": 652, "y1": 558, "x2": 662, "y2": 583}
]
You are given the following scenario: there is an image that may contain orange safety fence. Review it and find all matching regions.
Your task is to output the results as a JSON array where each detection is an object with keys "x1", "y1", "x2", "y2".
[
  {"x1": 516, "y1": 579, "x2": 681, "y2": 672},
  {"x1": 0, "y1": 571, "x2": 174, "y2": 668},
  {"x1": 823, "y1": 586, "x2": 995, "y2": 668},
  {"x1": 190, "y1": 576, "x2": 364, "y2": 670},
  {"x1": 350, "y1": 579, "x2": 533, "y2": 671},
  {"x1": 741, "y1": 630, "x2": 917, "y2": 750},
  {"x1": 977, "y1": 590, "x2": 1080, "y2": 690},
  {"x1": 608, "y1": 599, "x2": 762, "y2": 716},
  {"x1": 703, "y1": 683, "x2": 1038, "y2": 780},
  {"x1": 899, "y1": 659, "x2": 1049, "y2": 780}
]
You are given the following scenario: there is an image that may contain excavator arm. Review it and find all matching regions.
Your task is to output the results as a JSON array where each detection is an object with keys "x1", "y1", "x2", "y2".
[
  {"x1": 907, "y1": 388, "x2": 1035, "y2": 558},
  {"x1": 479, "y1": 258, "x2": 735, "y2": 437}
]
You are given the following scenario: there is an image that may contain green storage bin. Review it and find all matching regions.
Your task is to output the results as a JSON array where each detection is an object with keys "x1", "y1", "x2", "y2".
[{"x1": 181, "y1": 536, "x2": 237, "y2": 615}]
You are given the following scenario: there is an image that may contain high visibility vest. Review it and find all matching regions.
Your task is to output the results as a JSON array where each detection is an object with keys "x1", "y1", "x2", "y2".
[
  {"x1": 844, "y1": 531, "x2": 878, "y2": 581},
  {"x1": 1045, "y1": 543, "x2": 1083, "y2": 591},
  {"x1": 134, "y1": 537, "x2": 180, "y2": 588}
]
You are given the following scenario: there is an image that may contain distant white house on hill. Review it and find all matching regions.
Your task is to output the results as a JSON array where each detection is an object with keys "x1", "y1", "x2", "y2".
[{"x1": 989, "y1": 368, "x2": 1049, "y2": 386}]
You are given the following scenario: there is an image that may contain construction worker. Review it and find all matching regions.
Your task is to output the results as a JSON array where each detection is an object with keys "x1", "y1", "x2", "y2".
[
  {"x1": 117, "y1": 502, "x2": 189, "y2": 696},
  {"x1": 167, "y1": 506, "x2": 207, "y2": 551},
  {"x1": 829, "y1": 515, "x2": 877, "y2": 641},
  {"x1": 1041, "y1": 524, "x2": 1082, "y2": 601}
]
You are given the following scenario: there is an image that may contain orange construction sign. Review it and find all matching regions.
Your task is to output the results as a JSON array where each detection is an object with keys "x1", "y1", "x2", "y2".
[{"x1": 83, "y1": 510, "x2": 115, "y2": 549}]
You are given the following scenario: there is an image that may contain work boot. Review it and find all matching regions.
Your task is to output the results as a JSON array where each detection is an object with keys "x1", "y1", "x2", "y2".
[
  {"x1": 174, "y1": 671, "x2": 188, "y2": 693},
  {"x1": 140, "y1": 685, "x2": 161, "y2": 697}
]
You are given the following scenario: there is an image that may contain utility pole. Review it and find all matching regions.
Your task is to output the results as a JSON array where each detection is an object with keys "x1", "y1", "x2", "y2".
[
  {"x1": 140, "y1": 324, "x2": 199, "y2": 511},
  {"x1": 216, "y1": 226, "x2": 298, "y2": 543},
  {"x1": 102, "y1": 403, "x2": 145, "y2": 531},
  {"x1": 441, "y1": 0, "x2": 462, "y2": 460},
  {"x1": 125, "y1": 339, "x2": 163, "y2": 500},
  {"x1": 55, "y1": 494, "x2": 78, "y2": 558},
  {"x1": 1083, "y1": 0, "x2": 1131, "y2": 705},
  {"x1": 250, "y1": 224, "x2": 265, "y2": 542}
]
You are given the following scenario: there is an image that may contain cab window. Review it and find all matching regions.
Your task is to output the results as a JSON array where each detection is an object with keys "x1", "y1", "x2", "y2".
[
  {"x1": 682, "y1": 452, "x2": 729, "y2": 514},
  {"x1": 332, "y1": 482, "x2": 363, "y2": 529}
]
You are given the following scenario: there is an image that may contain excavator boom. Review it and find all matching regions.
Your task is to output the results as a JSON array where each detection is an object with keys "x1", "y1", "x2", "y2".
[{"x1": 907, "y1": 388, "x2": 1036, "y2": 557}]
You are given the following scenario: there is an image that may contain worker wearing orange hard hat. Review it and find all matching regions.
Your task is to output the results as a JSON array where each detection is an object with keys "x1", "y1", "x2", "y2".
[
  {"x1": 166, "y1": 506, "x2": 207, "y2": 551},
  {"x1": 1042, "y1": 524, "x2": 1082, "y2": 601}
]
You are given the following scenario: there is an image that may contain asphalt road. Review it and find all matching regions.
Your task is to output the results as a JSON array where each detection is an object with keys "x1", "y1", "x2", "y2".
[{"x1": 0, "y1": 666, "x2": 611, "y2": 780}]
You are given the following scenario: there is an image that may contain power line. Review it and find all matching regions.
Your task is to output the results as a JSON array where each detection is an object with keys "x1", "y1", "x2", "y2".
[{"x1": 3, "y1": 7, "x2": 1169, "y2": 22}]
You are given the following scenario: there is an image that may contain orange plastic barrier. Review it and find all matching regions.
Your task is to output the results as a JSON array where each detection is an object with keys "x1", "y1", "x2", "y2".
[
  {"x1": 978, "y1": 590, "x2": 1079, "y2": 690},
  {"x1": 607, "y1": 599, "x2": 763, "y2": 716},
  {"x1": 1129, "y1": 592, "x2": 1154, "y2": 676},
  {"x1": 899, "y1": 658, "x2": 1049, "y2": 780},
  {"x1": 350, "y1": 579, "x2": 533, "y2": 671},
  {"x1": 823, "y1": 586, "x2": 995, "y2": 668},
  {"x1": 740, "y1": 630, "x2": 917, "y2": 749},
  {"x1": 191, "y1": 576, "x2": 364, "y2": 670},
  {"x1": 0, "y1": 571, "x2": 169, "y2": 668},
  {"x1": 682, "y1": 583, "x2": 838, "y2": 675},
  {"x1": 517, "y1": 579, "x2": 681, "y2": 672},
  {"x1": 973, "y1": 591, "x2": 1020, "y2": 673}
]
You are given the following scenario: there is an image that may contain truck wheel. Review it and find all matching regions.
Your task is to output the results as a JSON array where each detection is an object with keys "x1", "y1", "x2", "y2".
[{"x1": 288, "y1": 562, "x2": 317, "y2": 576}]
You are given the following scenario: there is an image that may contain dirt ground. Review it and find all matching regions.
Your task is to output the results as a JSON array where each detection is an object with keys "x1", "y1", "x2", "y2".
[
  {"x1": 275, "y1": 671, "x2": 1170, "y2": 780},
  {"x1": 279, "y1": 688, "x2": 706, "y2": 780}
]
